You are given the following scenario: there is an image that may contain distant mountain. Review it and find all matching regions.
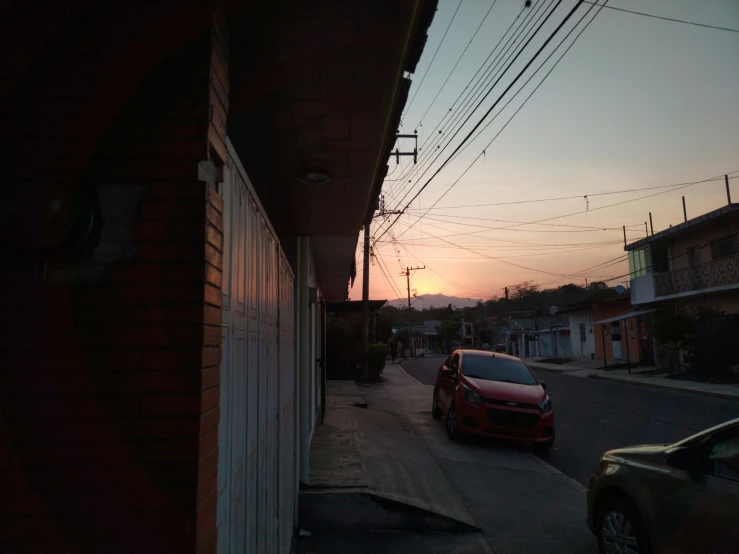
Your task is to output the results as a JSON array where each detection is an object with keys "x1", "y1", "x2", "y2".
[{"x1": 385, "y1": 293, "x2": 482, "y2": 310}]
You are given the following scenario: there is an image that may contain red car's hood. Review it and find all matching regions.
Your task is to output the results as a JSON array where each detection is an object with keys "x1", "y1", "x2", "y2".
[{"x1": 463, "y1": 376, "x2": 545, "y2": 404}]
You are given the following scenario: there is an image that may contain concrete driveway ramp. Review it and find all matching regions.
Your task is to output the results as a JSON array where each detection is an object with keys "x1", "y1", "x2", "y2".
[{"x1": 298, "y1": 488, "x2": 478, "y2": 532}]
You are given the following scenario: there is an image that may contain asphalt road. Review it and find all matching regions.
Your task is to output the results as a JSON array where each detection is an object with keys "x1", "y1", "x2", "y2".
[{"x1": 402, "y1": 355, "x2": 739, "y2": 486}]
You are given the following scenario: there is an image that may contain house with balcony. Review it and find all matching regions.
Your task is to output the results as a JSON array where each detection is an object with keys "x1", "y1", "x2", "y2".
[{"x1": 626, "y1": 204, "x2": 739, "y2": 314}]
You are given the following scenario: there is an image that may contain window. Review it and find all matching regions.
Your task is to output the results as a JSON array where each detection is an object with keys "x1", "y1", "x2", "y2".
[
  {"x1": 449, "y1": 354, "x2": 460, "y2": 371},
  {"x1": 461, "y1": 355, "x2": 538, "y2": 386},
  {"x1": 699, "y1": 426, "x2": 739, "y2": 480},
  {"x1": 710, "y1": 235, "x2": 738, "y2": 260},
  {"x1": 628, "y1": 248, "x2": 650, "y2": 278},
  {"x1": 651, "y1": 246, "x2": 669, "y2": 273},
  {"x1": 579, "y1": 323, "x2": 586, "y2": 343}
]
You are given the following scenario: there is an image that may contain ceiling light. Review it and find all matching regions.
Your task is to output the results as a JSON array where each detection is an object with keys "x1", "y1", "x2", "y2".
[{"x1": 297, "y1": 170, "x2": 331, "y2": 185}]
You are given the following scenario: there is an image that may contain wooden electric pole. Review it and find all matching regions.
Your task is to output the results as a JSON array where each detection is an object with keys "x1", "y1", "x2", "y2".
[
  {"x1": 360, "y1": 222, "x2": 371, "y2": 382},
  {"x1": 400, "y1": 266, "x2": 425, "y2": 358}
]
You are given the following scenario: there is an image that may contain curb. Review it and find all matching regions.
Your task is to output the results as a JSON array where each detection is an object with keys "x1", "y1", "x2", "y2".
[
  {"x1": 527, "y1": 454, "x2": 587, "y2": 493},
  {"x1": 526, "y1": 363, "x2": 589, "y2": 374},
  {"x1": 298, "y1": 489, "x2": 480, "y2": 532},
  {"x1": 396, "y1": 363, "x2": 432, "y2": 387},
  {"x1": 589, "y1": 374, "x2": 739, "y2": 400}
]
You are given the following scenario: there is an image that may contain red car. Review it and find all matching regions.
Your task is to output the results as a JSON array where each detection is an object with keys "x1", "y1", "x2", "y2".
[{"x1": 432, "y1": 349, "x2": 554, "y2": 452}]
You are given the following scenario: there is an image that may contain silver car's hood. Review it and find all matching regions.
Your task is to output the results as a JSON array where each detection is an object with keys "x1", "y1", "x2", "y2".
[{"x1": 604, "y1": 444, "x2": 670, "y2": 463}]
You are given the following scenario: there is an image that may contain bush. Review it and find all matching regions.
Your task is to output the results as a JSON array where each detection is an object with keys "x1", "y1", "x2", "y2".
[{"x1": 368, "y1": 343, "x2": 389, "y2": 382}]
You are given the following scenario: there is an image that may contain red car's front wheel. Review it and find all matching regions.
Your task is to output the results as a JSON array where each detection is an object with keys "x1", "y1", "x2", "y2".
[
  {"x1": 432, "y1": 390, "x2": 442, "y2": 420},
  {"x1": 446, "y1": 404, "x2": 463, "y2": 441}
]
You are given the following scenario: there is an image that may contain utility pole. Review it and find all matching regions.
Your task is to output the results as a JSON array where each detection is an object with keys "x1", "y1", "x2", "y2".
[
  {"x1": 360, "y1": 222, "x2": 371, "y2": 382},
  {"x1": 400, "y1": 265, "x2": 425, "y2": 358},
  {"x1": 726, "y1": 174, "x2": 732, "y2": 205}
]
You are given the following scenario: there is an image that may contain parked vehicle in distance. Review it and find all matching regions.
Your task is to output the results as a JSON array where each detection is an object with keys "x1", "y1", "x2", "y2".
[
  {"x1": 587, "y1": 418, "x2": 739, "y2": 554},
  {"x1": 431, "y1": 350, "x2": 554, "y2": 452},
  {"x1": 481, "y1": 343, "x2": 491, "y2": 350},
  {"x1": 494, "y1": 343, "x2": 506, "y2": 353}
]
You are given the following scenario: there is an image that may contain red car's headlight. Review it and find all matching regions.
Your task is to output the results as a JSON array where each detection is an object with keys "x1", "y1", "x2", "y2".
[{"x1": 462, "y1": 384, "x2": 482, "y2": 405}]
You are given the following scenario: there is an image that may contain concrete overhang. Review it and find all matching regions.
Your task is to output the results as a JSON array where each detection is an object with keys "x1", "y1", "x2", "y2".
[{"x1": 226, "y1": 0, "x2": 438, "y2": 301}]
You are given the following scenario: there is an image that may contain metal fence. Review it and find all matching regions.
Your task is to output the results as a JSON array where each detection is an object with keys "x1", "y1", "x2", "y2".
[{"x1": 654, "y1": 254, "x2": 739, "y2": 297}]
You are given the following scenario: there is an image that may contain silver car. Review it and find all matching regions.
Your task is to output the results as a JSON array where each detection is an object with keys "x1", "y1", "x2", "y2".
[{"x1": 587, "y1": 418, "x2": 739, "y2": 554}]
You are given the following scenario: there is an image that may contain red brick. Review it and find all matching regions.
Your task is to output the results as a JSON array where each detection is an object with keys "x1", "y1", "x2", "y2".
[
  {"x1": 8, "y1": 419, "x2": 118, "y2": 445},
  {"x1": 127, "y1": 417, "x2": 200, "y2": 441},
  {"x1": 144, "y1": 305, "x2": 206, "y2": 326},
  {"x1": 23, "y1": 464, "x2": 149, "y2": 490},
  {"x1": 0, "y1": 515, "x2": 63, "y2": 542},
  {"x1": 97, "y1": 370, "x2": 201, "y2": 394},
  {"x1": 106, "y1": 395, "x2": 141, "y2": 417},
  {"x1": 199, "y1": 386, "x2": 219, "y2": 413},
  {"x1": 203, "y1": 283, "x2": 222, "y2": 308},
  {"x1": 148, "y1": 181, "x2": 207, "y2": 200},
  {"x1": 204, "y1": 263, "x2": 222, "y2": 288},
  {"x1": 202, "y1": 325, "x2": 221, "y2": 346},
  {"x1": 141, "y1": 348, "x2": 204, "y2": 370},
  {"x1": 0, "y1": 469, "x2": 30, "y2": 493},
  {"x1": 85, "y1": 349, "x2": 142, "y2": 371},
  {"x1": 200, "y1": 366, "x2": 219, "y2": 391},
  {"x1": 121, "y1": 283, "x2": 205, "y2": 304},
  {"x1": 2, "y1": 395, "x2": 103, "y2": 420},
  {"x1": 203, "y1": 305, "x2": 221, "y2": 326},
  {"x1": 109, "y1": 264, "x2": 206, "y2": 283},
  {"x1": 206, "y1": 186, "x2": 223, "y2": 213},
  {"x1": 137, "y1": 440, "x2": 199, "y2": 463},
  {"x1": 134, "y1": 220, "x2": 206, "y2": 241},
  {"x1": 138, "y1": 241, "x2": 206, "y2": 263},
  {"x1": 197, "y1": 445, "x2": 218, "y2": 483},
  {"x1": 198, "y1": 427, "x2": 218, "y2": 458},
  {"x1": 11, "y1": 441, "x2": 134, "y2": 468},
  {"x1": 201, "y1": 347, "x2": 221, "y2": 368},
  {"x1": 205, "y1": 223, "x2": 223, "y2": 251},
  {"x1": 196, "y1": 473, "x2": 217, "y2": 512},
  {"x1": 79, "y1": 326, "x2": 204, "y2": 348},
  {"x1": 196, "y1": 530, "x2": 217, "y2": 554},
  {"x1": 205, "y1": 203, "x2": 223, "y2": 232},
  {"x1": 139, "y1": 200, "x2": 204, "y2": 221},
  {"x1": 141, "y1": 393, "x2": 201, "y2": 416},
  {"x1": 204, "y1": 242, "x2": 223, "y2": 269}
]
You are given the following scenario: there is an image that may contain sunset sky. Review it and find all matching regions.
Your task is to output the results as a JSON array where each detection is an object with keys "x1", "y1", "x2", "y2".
[{"x1": 349, "y1": 0, "x2": 739, "y2": 305}]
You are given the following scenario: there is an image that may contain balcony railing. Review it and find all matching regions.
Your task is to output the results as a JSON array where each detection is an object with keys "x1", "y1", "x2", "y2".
[{"x1": 654, "y1": 254, "x2": 739, "y2": 297}]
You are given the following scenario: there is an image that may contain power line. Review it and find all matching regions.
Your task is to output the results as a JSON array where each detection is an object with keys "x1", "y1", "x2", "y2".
[
  {"x1": 397, "y1": 0, "x2": 609, "y2": 239},
  {"x1": 379, "y1": 0, "x2": 583, "y2": 242},
  {"x1": 582, "y1": 0, "x2": 739, "y2": 34},
  {"x1": 401, "y1": 176, "x2": 736, "y2": 211},
  {"x1": 403, "y1": 0, "x2": 465, "y2": 119},
  {"x1": 388, "y1": 0, "x2": 553, "y2": 199},
  {"x1": 385, "y1": 3, "x2": 531, "y2": 186},
  {"x1": 404, "y1": 169, "x2": 739, "y2": 239},
  {"x1": 415, "y1": 0, "x2": 500, "y2": 130},
  {"x1": 386, "y1": 0, "x2": 550, "y2": 198},
  {"x1": 402, "y1": 212, "x2": 630, "y2": 230}
]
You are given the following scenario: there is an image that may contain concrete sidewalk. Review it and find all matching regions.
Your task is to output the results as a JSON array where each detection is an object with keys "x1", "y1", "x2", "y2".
[
  {"x1": 526, "y1": 358, "x2": 739, "y2": 400},
  {"x1": 299, "y1": 363, "x2": 596, "y2": 553}
]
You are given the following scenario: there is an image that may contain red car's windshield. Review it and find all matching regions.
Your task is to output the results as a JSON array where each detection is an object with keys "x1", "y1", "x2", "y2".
[{"x1": 463, "y1": 355, "x2": 538, "y2": 386}]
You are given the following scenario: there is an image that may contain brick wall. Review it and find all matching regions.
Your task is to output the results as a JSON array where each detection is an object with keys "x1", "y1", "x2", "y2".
[{"x1": 0, "y1": 5, "x2": 226, "y2": 553}]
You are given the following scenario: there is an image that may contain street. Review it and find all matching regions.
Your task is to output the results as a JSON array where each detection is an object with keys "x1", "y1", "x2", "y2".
[{"x1": 402, "y1": 355, "x2": 739, "y2": 486}]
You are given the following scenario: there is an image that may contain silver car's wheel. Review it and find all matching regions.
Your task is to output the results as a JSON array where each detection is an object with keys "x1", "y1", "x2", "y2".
[{"x1": 601, "y1": 510, "x2": 641, "y2": 554}]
